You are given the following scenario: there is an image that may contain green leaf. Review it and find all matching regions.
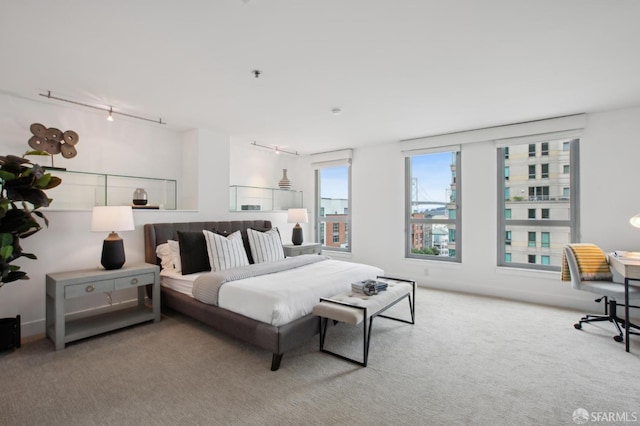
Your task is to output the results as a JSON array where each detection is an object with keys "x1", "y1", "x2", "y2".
[
  {"x1": 24, "y1": 150, "x2": 51, "y2": 157},
  {"x1": 0, "y1": 170, "x2": 16, "y2": 181}
]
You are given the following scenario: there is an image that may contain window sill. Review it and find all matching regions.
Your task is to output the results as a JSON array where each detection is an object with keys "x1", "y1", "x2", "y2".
[{"x1": 495, "y1": 266, "x2": 559, "y2": 281}]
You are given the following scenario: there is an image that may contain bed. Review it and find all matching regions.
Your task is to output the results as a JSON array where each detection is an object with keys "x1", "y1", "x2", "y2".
[{"x1": 144, "y1": 220, "x2": 382, "y2": 370}]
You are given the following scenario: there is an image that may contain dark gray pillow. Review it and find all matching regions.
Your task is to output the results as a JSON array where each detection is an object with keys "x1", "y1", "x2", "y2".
[{"x1": 177, "y1": 231, "x2": 211, "y2": 274}]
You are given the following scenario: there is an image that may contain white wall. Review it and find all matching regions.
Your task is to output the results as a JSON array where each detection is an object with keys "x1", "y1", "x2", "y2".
[
  {"x1": 345, "y1": 106, "x2": 640, "y2": 314},
  {"x1": 4, "y1": 89, "x2": 639, "y2": 338}
]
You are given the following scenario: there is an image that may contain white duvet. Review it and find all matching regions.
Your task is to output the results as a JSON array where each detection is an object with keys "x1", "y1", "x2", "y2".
[{"x1": 161, "y1": 258, "x2": 383, "y2": 326}]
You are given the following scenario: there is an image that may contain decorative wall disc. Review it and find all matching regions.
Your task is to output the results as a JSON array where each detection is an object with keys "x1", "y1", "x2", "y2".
[
  {"x1": 60, "y1": 144, "x2": 77, "y2": 159},
  {"x1": 28, "y1": 123, "x2": 79, "y2": 161},
  {"x1": 29, "y1": 123, "x2": 47, "y2": 138}
]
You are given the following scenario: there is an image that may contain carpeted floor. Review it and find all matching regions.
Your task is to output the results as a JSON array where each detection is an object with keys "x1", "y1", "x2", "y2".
[{"x1": 1, "y1": 288, "x2": 639, "y2": 426}]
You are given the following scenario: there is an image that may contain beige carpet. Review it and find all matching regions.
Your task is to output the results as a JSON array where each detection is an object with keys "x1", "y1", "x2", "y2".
[{"x1": 1, "y1": 288, "x2": 639, "y2": 426}]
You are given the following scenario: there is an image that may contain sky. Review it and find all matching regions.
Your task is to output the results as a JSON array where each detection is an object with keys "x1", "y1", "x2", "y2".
[{"x1": 319, "y1": 153, "x2": 454, "y2": 207}]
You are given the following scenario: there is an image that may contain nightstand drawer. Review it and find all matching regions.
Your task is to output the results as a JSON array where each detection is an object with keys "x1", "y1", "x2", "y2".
[
  {"x1": 114, "y1": 273, "x2": 155, "y2": 290},
  {"x1": 65, "y1": 279, "x2": 114, "y2": 299}
]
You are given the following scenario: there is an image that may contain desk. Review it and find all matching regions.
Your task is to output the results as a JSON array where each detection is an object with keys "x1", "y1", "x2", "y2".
[{"x1": 607, "y1": 255, "x2": 640, "y2": 352}]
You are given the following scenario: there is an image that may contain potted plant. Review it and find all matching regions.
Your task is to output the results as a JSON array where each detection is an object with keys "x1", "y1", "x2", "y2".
[{"x1": 0, "y1": 151, "x2": 61, "y2": 350}]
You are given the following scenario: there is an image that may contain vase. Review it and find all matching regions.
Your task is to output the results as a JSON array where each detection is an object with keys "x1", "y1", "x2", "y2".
[
  {"x1": 132, "y1": 188, "x2": 148, "y2": 206},
  {"x1": 278, "y1": 169, "x2": 292, "y2": 190}
]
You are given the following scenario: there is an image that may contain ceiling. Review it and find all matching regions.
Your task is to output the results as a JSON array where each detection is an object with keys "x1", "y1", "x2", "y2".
[{"x1": 2, "y1": 1, "x2": 639, "y2": 155}]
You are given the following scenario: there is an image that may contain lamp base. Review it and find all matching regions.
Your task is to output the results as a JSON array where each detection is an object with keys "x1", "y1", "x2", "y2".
[
  {"x1": 101, "y1": 234, "x2": 125, "y2": 270},
  {"x1": 292, "y1": 226, "x2": 304, "y2": 246}
]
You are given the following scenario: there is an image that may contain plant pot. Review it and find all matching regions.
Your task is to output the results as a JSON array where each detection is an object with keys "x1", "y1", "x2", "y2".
[{"x1": 0, "y1": 315, "x2": 20, "y2": 351}]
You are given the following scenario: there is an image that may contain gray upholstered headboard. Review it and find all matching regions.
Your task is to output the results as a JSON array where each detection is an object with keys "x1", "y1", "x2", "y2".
[{"x1": 144, "y1": 220, "x2": 272, "y2": 267}]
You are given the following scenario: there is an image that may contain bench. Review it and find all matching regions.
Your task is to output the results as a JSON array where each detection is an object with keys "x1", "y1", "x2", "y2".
[{"x1": 312, "y1": 276, "x2": 415, "y2": 366}]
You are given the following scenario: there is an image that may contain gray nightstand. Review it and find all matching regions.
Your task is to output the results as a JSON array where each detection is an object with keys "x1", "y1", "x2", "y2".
[
  {"x1": 283, "y1": 243, "x2": 322, "y2": 257},
  {"x1": 45, "y1": 264, "x2": 160, "y2": 350}
]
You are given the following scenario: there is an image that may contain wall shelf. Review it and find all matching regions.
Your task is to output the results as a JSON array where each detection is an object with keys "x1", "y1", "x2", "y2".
[
  {"x1": 45, "y1": 170, "x2": 177, "y2": 210},
  {"x1": 229, "y1": 185, "x2": 302, "y2": 212}
]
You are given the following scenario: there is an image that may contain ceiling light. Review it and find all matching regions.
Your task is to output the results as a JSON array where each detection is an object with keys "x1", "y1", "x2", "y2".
[
  {"x1": 331, "y1": 107, "x2": 342, "y2": 115},
  {"x1": 107, "y1": 107, "x2": 114, "y2": 122}
]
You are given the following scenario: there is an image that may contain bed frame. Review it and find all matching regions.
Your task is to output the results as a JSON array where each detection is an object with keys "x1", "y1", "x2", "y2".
[{"x1": 144, "y1": 220, "x2": 320, "y2": 371}]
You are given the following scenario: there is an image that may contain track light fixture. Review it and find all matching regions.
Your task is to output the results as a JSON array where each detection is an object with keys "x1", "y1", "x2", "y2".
[
  {"x1": 251, "y1": 141, "x2": 298, "y2": 156},
  {"x1": 39, "y1": 91, "x2": 166, "y2": 125}
]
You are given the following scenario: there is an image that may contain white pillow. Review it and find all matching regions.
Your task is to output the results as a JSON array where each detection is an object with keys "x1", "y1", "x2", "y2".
[
  {"x1": 247, "y1": 228, "x2": 285, "y2": 264},
  {"x1": 167, "y1": 239, "x2": 181, "y2": 273},
  {"x1": 202, "y1": 230, "x2": 249, "y2": 271},
  {"x1": 156, "y1": 243, "x2": 174, "y2": 270}
]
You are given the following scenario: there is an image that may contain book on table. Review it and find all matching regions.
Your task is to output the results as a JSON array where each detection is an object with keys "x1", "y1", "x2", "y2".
[{"x1": 352, "y1": 279, "x2": 388, "y2": 293}]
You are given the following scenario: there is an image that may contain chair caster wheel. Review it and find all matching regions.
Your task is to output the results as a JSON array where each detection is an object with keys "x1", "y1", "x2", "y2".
[
  {"x1": 574, "y1": 323, "x2": 582, "y2": 330},
  {"x1": 614, "y1": 335, "x2": 623, "y2": 343}
]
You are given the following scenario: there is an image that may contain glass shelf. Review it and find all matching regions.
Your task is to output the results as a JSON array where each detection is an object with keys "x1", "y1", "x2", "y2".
[
  {"x1": 45, "y1": 170, "x2": 177, "y2": 210},
  {"x1": 229, "y1": 185, "x2": 303, "y2": 212}
]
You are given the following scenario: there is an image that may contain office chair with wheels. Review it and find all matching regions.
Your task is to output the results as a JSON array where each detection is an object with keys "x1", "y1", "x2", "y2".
[{"x1": 562, "y1": 244, "x2": 640, "y2": 343}]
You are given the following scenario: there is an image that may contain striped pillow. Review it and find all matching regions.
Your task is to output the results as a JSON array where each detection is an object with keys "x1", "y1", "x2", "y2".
[
  {"x1": 202, "y1": 230, "x2": 249, "y2": 271},
  {"x1": 247, "y1": 228, "x2": 285, "y2": 264}
]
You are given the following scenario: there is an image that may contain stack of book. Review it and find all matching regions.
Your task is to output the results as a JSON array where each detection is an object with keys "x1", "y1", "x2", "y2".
[{"x1": 351, "y1": 279, "x2": 388, "y2": 295}]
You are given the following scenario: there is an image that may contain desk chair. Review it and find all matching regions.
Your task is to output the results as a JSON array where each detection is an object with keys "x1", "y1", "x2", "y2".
[{"x1": 563, "y1": 245, "x2": 640, "y2": 343}]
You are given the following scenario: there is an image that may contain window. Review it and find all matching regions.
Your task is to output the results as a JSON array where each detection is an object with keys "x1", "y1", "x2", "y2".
[
  {"x1": 541, "y1": 142, "x2": 549, "y2": 156},
  {"x1": 406, "y1": 149, "x2": 461, "y2": 261},
  {"x1": 541, "y1": 164, "x2": 549, "y2": 179},
  {"x1": 504, "y1": 147, "x2": 510, "y2": 159},
  {"x1": 528, "y1": 144, "x2": 536, "y2": 157},
  {"x1": 317, "y1": 165, "x2": 351, "y2": 251},
  {"x1": 504, "y1": 187, "x2": 510, "y2": 200},
  {"x1": 541, "y1": 232, "x2": 550, "y2": 248},
  {"x1": 528, "y1": 165, "x2": 536, "y2": 179},
  {"x1": 504, "y1": 166, "x2": 509, "y2": 181},
  {"x1": 529, "y1": 186, "x2": 549, "y2": 201},
  {"x1": 498, "y1": 137, "x2": 579, "y2": 270}
]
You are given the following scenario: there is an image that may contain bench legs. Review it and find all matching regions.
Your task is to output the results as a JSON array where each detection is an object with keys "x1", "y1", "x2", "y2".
[{"x1": 319, "y1": 293, "x2": 414, "y2": 367}]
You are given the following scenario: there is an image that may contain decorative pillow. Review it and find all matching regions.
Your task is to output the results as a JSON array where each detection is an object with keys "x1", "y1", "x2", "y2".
[
  {"x1": 167, "y1": 240, "x2": 181, "y2": 273},
  {"x1": 155, "y1": 243, "x2": 174, "y2": 270},
  {"x1": 177, "y1": 231, "x2": 211, "y2": 275},
  {"x1": 202, "y1": 230, "x2": 249, "y2": 271},
  {"x1": 247, "y1": 227, "x2": 285, "y2": 264}
]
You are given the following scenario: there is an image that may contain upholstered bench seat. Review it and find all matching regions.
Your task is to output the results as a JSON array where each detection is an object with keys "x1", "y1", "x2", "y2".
[{"x1": 312, "y1": 276, "x2": 415, "y2": 367}]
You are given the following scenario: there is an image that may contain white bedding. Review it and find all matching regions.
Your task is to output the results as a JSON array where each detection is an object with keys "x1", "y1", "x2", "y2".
[
  {"x1": 160, "y1": 258, "x2": 383, "y2": 326},
  {"x1": 160, "y1": 268, "x2": 200, "y2": 296}
]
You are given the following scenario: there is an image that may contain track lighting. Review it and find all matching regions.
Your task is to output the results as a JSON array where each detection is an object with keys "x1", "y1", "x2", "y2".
[
  {"x1": 39, "y1": 91, "x2": 166, "y2": 125},
  {"x1": 250, "y1": 141, "x2": 298, "y2": 156}
]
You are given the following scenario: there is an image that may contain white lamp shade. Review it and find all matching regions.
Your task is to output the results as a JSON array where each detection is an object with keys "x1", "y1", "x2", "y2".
[
  {"x1": 287, "y1": 208, "x2": 308, "y2": 224},
  {"x1": 630, "y1": 214, "x2": 640, "y2": 228},
  {"x1": 91, "y1": 206, "x2": 135, "y2": 232}
]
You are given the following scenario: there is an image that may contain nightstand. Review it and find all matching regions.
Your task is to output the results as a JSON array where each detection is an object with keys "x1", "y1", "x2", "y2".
[
  {"x1": 283, "y1": 243, "x2": 322, "y2": 257},
  {"x1": 45, "y1": 264, "x2": 160, "y2": 350}
]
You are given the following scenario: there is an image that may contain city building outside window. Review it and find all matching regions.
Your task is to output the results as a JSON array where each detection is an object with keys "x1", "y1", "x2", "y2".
[
  {"x1": 498, "y1": 137, "x2": 579, "y2": 270},
  {"x1": 316, "y1": 165, "x2": 351, "y2": 251},
  {"x1": 406, "y1": 149, "x2": 461, "y2": 261}
]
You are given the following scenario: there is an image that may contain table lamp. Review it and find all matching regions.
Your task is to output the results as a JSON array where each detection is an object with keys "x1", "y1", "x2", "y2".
[
  {"x1": 287, "y1": 208, "x2": 308, "y2": 245},
  {"x1": 91, "y1": 206, "x2": 135, "y2": 270}
]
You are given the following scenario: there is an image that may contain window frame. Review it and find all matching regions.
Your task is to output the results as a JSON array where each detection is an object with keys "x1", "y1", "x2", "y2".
[
  {"x1": 405, "y1": 149, "x2": 461, "y2": 262},
  {"x1": 497, "y1": 138, "x2": 580, "y2": 271},
  {"x1": 315, "y1": 164, "x2": 352, "y2": 253}
]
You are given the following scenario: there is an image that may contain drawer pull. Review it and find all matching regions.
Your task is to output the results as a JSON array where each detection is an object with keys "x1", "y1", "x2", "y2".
[
  {"x1": 130, "y1": 278, "x2": 139, "y2": 285},
  {"x1": 85, "y1": 285, "x2": 95, "y2": 293}
]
